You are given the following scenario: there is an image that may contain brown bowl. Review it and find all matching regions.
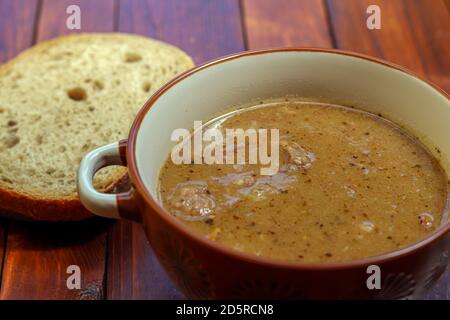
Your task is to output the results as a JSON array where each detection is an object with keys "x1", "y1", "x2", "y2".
[{"x1": 78, "y1": 48, "x2": 450, "y2": 299}]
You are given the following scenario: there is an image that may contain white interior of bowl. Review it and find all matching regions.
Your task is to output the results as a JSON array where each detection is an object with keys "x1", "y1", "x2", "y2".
[{"x1": 134, "y1": 51, "x2": 450, "y2": 200}]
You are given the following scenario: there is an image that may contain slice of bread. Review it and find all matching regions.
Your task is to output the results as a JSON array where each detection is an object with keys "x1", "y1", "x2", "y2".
[{"x1": 0, "y1": 33, "x2": 194, "y2": 221}]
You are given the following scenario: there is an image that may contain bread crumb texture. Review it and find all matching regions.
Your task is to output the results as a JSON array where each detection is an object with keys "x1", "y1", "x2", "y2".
[{"x1": 0, "y1": 33, "x2": 194, "y2": 200}]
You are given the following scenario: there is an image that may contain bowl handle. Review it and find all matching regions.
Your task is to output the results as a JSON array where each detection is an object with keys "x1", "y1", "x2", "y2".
[{"x1": 77, "y1": 139, "x2": 141, "y2": 222}]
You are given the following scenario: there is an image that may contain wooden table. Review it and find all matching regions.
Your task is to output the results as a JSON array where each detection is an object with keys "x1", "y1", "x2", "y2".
[{"x1": 0, "y1": 0, "x2": 448, "y2": 300}]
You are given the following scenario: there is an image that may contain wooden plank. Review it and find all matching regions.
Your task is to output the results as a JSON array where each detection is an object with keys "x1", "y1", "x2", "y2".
[
  {"x1": 242, "y1": 0, "x2": 333, "y2": 49},
  {"x1": 326, "y1": 0, "x2": 450, "y2": 91},
  {"x1": 0, "y1": 220, "x2": 109, "y2": 299},
  {"x1": 37, "y1": 0, "x2": 115, "y2": 41},
  {"x1": 402, "y1": 0, "x2": 450, "y2": 92},
  {"x1": 0, "y1": 0, "x2": 38, "y2": 62},
  {"x1": 107, "y1": 218, "x2": 183, "y2": 300},
  {"x1": 107, "y1": 0, "x2": 245, "y2": 299},
  {"x1": 0, "y1": 0, "x2": 115, "y2": 300},
  {"x1": 0, "y1": 0, "x2": 39, "y2": 297},
  {"x1": 118, "y1": 0, "x2": 244, "y2": 63}
]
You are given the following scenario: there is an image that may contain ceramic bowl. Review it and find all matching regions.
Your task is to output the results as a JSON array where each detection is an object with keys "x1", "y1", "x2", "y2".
[{"x1": 78, "y1": 49, "x2": 449, "y2": 299}]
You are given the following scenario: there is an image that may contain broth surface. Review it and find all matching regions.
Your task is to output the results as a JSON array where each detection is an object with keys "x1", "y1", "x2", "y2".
[{"x1": 158, "y1": 101, "x2": 448, "y2": 262}]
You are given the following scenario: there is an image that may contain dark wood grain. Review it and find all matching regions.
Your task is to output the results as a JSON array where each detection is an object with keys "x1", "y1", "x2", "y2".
[
  {"x1": 242, "y1": 0, "x2": 332, "y2": 49},
  {"x1": 107, "y1": 220, "x2": 183, "y2": 300},
  {"x1": 106, "y1": 0, "x2": 245, "y2": 299},
  {"x1": 37, "y1": 0, "x2": 116, "y2": 41},
  {"x1": 0, "y1": 0, "x2": 39, "y2": 63},
  {"x1": 0, "y1": 0, "x2": 115, "y2": 300},
  {"x1": 118, "y1": 0, "x2": 244, "y2": 63},
  {"x1": 326, "y1": 0, "x2": 450, "y2": 91},
  {"x1": 0, "y1": 220, "x2": 109, "y2": 300}
]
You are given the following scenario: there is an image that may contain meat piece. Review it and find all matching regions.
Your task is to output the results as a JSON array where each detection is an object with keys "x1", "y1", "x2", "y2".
[
  {"x1": 280, "y1": 140, "x2": 316, "y2": 171},
  {"x1": 167, "y1": 181, "x2": 216, "y2": 221}
]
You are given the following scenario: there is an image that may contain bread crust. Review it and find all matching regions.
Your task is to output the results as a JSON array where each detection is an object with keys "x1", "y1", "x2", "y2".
[
  {"x1": 0, "y1": 32, "x2": 194, "y2": 75},
  {"x1": 0, "y1": 170, "x2": 131, "y2": 221},
  {"x1": 0, "y1": 33, "x2": 194, "y2": 221},
  {"x1": 0, "y1": 187, "x2": 93, "y2": 221}
]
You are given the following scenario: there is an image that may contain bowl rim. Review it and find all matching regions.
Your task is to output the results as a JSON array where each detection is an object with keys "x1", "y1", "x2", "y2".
[{"x1": 126, "y1": 47, "x2": 450, "y2": 270}]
